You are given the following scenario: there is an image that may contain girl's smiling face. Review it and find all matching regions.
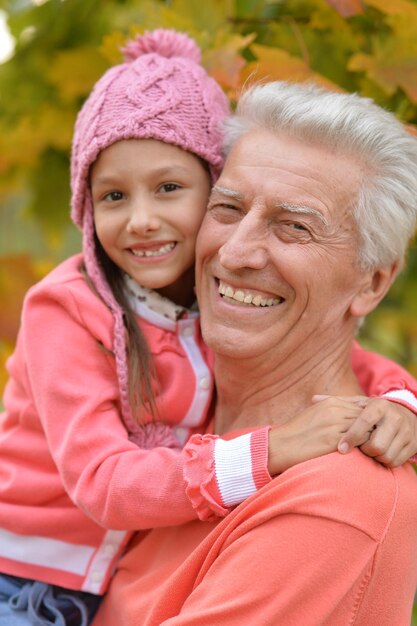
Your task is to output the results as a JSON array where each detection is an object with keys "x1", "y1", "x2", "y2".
[{"x1": 91, "y1": 138, "x2": 211, "y2": 307}]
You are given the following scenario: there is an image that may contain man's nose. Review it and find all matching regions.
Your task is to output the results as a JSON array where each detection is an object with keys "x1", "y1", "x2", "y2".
[
  {"x1": 126, "y1": 198, "x2": 161, "y2": 234},
  {"x1": 218, "y1": 213, "x2": 268, "y2": 271}
]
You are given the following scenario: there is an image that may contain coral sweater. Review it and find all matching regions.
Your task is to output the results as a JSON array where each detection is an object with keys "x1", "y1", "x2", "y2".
[
  {"x1": 95, "y1": 446, "x2": 417, "y2": 626},
  {"x1": 0, "y1": 254, "x2": 416, "y2": 595}
]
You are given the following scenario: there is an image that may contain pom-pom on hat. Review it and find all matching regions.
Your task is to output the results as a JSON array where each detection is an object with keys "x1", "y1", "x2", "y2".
[{"x1": 70, "y1": 29, "x2": 229, "y2": 439}]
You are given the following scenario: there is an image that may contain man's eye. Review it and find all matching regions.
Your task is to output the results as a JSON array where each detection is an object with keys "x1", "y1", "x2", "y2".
[
  {"x1": 207, "y1": 202, "x2": 242, "y2": 223},
  {"x1": 288, "y1": 222, "x2": 309, "y2": 232},
  {"x1": 104, "y1": 191, "x2": 124, "y2": 202},
  {"x1": 209, "y1": 203, "x2": 238, "y2": 211},
  {"x1": 277, "y1": 221, "x2": 313, "y2": 242},
  {"x1": 160, "y1": 183, "x2": 181, "y2": 193}
]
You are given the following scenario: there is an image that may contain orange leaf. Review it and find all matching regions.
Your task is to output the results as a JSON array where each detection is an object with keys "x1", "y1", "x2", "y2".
[
  {"x1": 405, "y1": 124, "x2": 417, "y2": 137},
  {"x1": 349, "y1": 52, "x2": 417, "y2": 101},
  {"x1": 240, "y1": 45, "x2": 341, "y2": 92},
  {"x1": 203, "y1": 33, "x2": 255, "y2": 92},
  {"x1": 0, "y1": 255, "x2": 40, "y2": 342}
]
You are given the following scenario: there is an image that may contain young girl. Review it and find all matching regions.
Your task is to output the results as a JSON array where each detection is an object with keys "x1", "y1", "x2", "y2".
[{"x1": 0, "y1": 29, "x2": 416, "y2": 626}]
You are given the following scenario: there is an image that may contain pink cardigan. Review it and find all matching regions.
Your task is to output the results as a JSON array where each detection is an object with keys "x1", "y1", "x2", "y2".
[
  {"x1": 0, "y1": 255, "x2": 270, "y2": 593},
  {"x1": 95, "y1": 446, "x2": 417, "y2": 626},
  {"x1": 0, "y1": 254, "x2": 416, "y2": 594}
]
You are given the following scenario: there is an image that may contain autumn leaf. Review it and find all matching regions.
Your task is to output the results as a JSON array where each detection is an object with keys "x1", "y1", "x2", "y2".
[
  {"x1": 0, "y1": 340, "x2": 14, "y2": 400},
  {"x1": 406, "y1": 124, "x2": 417, "y2": 137},
  {"x1": 241, "y1": 43, "x2": 341, "y2": 91},
  {"x1": 0, "y1": 255, "x2": 40, "y2": 342},
  {"x1": 46, "y1": 46, "x2": 110, "y2": 102},
  {"x1": 349, "y1": 44, "x2": 417, "y2": 102},
  {"x1": 365, "y1": 0, "x2": 417, "y2": 17},
  {"x1": 203, "y1": 33, "x2": 254, "y2": 93}
]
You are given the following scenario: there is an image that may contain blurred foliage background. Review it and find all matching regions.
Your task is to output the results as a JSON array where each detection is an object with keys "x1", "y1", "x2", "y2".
[
  {"x1": 1, "y1": 0, "x2": 417, "y2": 392},
  {"x1": 0, "y1": 0, "x2": 416, "y2": 620}
]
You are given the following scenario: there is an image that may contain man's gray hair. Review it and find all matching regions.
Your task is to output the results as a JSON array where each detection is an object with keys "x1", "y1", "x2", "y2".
[{"x1": 224, "y1": 81, "x2": 417, "y2": 270}]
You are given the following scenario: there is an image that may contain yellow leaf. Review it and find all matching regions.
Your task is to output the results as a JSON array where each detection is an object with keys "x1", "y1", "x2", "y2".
[
  {"x1": 0, "y1": 116, "x2": 45, "y2": 169},
  {"x1": 0, "y1": 340, "x2": 14, "y2": 400},
  {"x1": 100, "y1": 32, "x2": 127, "y2": 66},
  {"x1": 46, "y1": 46, "x2": 110, "y2": 102},
  {"x1": 37, "y1": 104, "x2": 76, "y2": 152},
  {"x1": 121, "y1": 0, "x2": 228, "y2": 42},
  {"x1": 365, "y1": 0, "x2": 417, "y2": 17},
  {"x1": 160, "y1": 0, "x2": 230, "y2": 34},
  {"x1": 0, "y1": 104, "x2": 75, "y2": 170}
]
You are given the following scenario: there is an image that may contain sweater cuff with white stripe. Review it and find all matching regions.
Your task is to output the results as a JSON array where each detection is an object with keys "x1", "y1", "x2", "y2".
[
  {"x1": 182, "y1": 387, "x2": 417, "y2": 522},
  {"x1": 182, "y1": 427, "x2": 271, "y2": 522},
  {"x1": 382, "y1": 388, "x2": 417, "y2": 414},
  {"x1": 382, "y1": 389, "x2": 417, "y2": 463}
]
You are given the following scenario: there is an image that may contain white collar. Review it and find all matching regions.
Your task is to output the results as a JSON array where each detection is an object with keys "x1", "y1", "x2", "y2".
[{"x1": 123, "y1": 274, "x2": 196, "y2": 322}]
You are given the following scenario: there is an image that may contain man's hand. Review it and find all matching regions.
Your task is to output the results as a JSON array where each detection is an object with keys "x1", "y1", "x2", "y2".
[{"x1": 313, "y1": 395, "x2": 417, "y2": 467}]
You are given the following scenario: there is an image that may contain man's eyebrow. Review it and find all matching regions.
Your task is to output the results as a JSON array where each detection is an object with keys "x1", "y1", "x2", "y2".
[
  {"x1": 211, "y1": 186, "x2": 244, "y2": 201},
  {"x1": 279, "y1": 202, "x2": 328, "y2": 225}
]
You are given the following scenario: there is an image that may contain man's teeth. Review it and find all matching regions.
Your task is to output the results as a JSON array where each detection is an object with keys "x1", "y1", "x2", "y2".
[
  {"x1": 218, "y1": 281, "x2": 282, "y2": 307},
  {"x1": 131, "y1": 242, "x2": 175, "y2": 257}
]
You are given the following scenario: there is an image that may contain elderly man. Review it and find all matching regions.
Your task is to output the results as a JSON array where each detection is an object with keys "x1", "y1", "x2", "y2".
[{"x1": 95, "y1": 82, "x2": 417, "y2": 625}]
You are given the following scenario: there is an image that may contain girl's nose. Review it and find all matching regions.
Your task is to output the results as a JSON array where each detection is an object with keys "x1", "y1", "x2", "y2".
[
  {"x1": 126, "y1": 201, "x2": 161, "y2": 235},
  {"x1": 218, "y1": 213, "x2": 268, "y2": 271}
]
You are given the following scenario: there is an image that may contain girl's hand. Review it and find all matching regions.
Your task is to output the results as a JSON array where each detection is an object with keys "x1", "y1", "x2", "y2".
[
  {"x1": 268, "y1": 397, "x2": 364, "y2": 475},
  {"x1": 313, "y1": 395, "x2": 417, "y2": 468}
]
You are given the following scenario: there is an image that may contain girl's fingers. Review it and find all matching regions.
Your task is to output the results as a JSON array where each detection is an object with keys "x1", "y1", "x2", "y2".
[
  {"x1": 362, "y1": 433, "x2": 409, "y2": 467},
  {"x1": 338, "y1": 402, "x2": 386, "y2": 453}
]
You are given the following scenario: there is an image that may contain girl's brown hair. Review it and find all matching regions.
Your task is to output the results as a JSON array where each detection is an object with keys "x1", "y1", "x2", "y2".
[{"x1": 83, "y1": 234, "x2": 158, "y2": 421}]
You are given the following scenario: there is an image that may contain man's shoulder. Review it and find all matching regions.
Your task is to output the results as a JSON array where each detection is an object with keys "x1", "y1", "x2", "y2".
[{"x1": 245, "y1": 450, "x2": 417, "y2": 543}]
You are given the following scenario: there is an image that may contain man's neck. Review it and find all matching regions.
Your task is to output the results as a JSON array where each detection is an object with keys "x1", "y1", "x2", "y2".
[{"x1": 213, "y1": 333, "x2": 362, "y2": 435}]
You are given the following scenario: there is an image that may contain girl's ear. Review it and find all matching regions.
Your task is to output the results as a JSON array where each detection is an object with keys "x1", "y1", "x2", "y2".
[{"x1": 350, "y1": 262, "x2": 400, "y2": 318}]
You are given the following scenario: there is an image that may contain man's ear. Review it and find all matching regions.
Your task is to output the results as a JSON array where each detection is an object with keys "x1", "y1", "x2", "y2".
[{"x1": 350, "y1": 261, "x2": 400, "y2": 318}]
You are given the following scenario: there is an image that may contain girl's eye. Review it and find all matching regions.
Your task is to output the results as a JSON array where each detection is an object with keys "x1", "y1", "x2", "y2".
[
  {"x1": 104, "y1": 191, "x2": 124, "y2": 202},
  {"x1": 160, "y1": 183, "x2": 181, "y2": 193}
]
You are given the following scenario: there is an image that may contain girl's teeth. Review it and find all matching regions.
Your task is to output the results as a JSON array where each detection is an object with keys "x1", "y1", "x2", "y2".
[
  {"x1": 132, "y1": 243, "x2": 175, "y2": 257},
  {"x1": 218, "y1": 281, "x2": 282, "y2": 308}
]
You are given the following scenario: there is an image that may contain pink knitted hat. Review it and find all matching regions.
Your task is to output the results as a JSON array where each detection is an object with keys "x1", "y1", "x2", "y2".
[{"x1": 70, "y1": 29, "x2": 229, "y2": 440}]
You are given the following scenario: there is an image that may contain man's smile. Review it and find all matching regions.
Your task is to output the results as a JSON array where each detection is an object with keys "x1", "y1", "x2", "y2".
[{"x1": 218, "y1": 280, "x2": 284, "y2": 307}]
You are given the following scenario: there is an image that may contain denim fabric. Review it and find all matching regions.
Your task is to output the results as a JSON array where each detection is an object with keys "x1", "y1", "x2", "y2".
[{"x1": 0, "y1": 574, "x2": 101, "y2": 626}]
